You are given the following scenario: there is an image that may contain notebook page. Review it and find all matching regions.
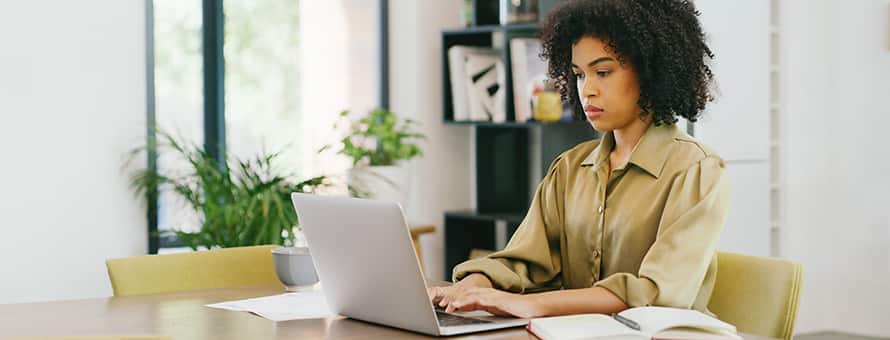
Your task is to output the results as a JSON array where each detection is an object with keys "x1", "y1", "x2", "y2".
[
  {"x1": 655, "y1": 327, "x2": 743, "y2": 340},
  {"x1": 529, "y1": 314, "x2": 644, "y2": 340},
  {"x1": 619, "y1": 307, "x2": 736, "y2": 336}
]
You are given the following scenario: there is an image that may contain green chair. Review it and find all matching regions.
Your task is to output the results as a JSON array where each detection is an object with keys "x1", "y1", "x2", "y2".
[
  {"x1": 106, "y1": 245, "x2": 280, "y2": 297},
  {"x1": 708, "y1": 251, "x2": 803, "y2": 340}
]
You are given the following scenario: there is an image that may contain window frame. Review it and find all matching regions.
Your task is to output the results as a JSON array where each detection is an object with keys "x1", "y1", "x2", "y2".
[{"x1": 144, "y1": 0, "x2": 390, "y2": 253}]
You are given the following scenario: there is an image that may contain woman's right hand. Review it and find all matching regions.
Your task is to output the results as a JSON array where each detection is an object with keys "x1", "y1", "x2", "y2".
[{"x1": 428, "y1": 273, "x2": 493, "y2": 308}]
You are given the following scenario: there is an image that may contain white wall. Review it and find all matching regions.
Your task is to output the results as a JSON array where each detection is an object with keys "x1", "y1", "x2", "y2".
[
  {"x1": 297, "y1": 0, "x2": 380, "y2": 182},
  {"x1": 389, "y1": 0, "x2": 472, "y2": 281},
  {"x1": 0, "y1": 1, "x2": 147, "y2": 303},
  {"x1": 781, "y1": 0, "x2": 890, "y2": 336},
  {"x1": 692, "y1": 0, "x2": 890, "y2": 335},
  {"x1": 695, "y1": 0, "x2": 773, "y2": 257}
]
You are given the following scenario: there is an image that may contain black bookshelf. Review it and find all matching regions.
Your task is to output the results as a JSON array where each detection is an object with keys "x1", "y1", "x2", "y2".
[
  {"x1": 440, "y1": 0, "x2": 596, "y2": 280},
  {"x1": 444, "y1": 212, "x2": 524, "y2": 278}
]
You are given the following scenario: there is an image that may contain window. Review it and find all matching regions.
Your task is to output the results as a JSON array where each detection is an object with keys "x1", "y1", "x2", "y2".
[
  {"x1": 224, "y1": 0, "x2": 301, "y2": 168},
  {"x1": 147, "y1": 0, "x2": 386, "y2": 253},
  {"x1": 152, "y1": 0, "x2": 204, "y2": 241}
]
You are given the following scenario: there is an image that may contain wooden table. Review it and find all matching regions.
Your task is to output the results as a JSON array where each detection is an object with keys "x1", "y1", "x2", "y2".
[{"x1": 0, "y1": 285, "x2": 777, "y2": 340}]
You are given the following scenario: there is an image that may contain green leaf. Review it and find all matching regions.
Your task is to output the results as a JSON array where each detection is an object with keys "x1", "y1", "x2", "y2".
[{"x1": 126, "y1": 128, "x2": 333, "y2": 249}]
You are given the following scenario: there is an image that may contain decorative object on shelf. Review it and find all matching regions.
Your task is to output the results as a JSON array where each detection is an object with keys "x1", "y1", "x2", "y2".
[
  {"x1": 460, "y1": 0, "x2": 474, "y2": 27},
  {"x1": 500, "y1": 0, "x2": 539, "y2": 25},
  {"x1": 510, "y1": 37, "x2": 546, "y2": 123},
  {"x1": 449, "y1": 46, "x2": 486, "y2": 121},
  {"x1": 466, "y1": 50, "x2": 506, "y2": 122},
  {"x1": 532, "y1": 78, "x2": 564, "y2": 122},
  {"x1": 320, "y1": 108, "x2": 424, "y2": 206},
  {"x1": 128, "y1": 131, "x2": 331, "y2": 250},
  {"x1": 448, "y1": 46, "x2": 505, "y2": 122}
]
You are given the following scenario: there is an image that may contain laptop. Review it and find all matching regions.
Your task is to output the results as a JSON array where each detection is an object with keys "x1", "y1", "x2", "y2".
[{"x1": 290, "y1": 193, "x2": 529, "y2": 336}]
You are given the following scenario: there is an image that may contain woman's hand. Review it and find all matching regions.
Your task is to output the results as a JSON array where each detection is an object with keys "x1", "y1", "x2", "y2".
[
  {"x1": 442, "y1": 287, "x2": 544, "y2": 318},
  {"x1": 428, "y1": 273, "x2": 491, "y2": 308},
  {"x1": 427, "y1": 274, "x2": 545, "y2": 318}
]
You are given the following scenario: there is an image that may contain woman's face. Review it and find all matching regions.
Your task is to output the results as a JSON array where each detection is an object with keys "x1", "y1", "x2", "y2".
[{"x1": 571, "y1": 36, "x2": 644, "y2": 132}]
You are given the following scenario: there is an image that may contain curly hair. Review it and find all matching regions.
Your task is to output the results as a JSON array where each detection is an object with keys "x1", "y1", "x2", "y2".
[{"x1": 539, "y1": 0, "x2": 716, "y2": 126}]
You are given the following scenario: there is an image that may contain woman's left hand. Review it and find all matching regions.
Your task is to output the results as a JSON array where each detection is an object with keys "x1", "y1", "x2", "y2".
[{"x1": 445, "y1": 287, "x2": 544, "y2": 318}]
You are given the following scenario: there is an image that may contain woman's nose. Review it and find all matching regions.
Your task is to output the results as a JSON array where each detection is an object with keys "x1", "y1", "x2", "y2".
[{"x1": 583, "y1": 82, "x2": 599, "y2": 98}]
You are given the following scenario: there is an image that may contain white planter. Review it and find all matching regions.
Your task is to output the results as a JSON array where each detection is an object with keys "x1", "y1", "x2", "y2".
[
  {"x1": 347, "y1": 165, "x2": 410, "y2": 209},
  {"x1": 272, "y1": 246, "x2": 319, "y2": 292}
]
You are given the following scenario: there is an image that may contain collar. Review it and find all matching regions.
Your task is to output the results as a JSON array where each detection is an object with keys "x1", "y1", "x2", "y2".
[{"x1": 580, "y1": 123, "x2": 680, "y2": 178}]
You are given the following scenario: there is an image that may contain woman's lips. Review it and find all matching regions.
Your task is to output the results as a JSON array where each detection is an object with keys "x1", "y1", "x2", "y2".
[{"x1": 584, "y1": 105, "x2": 604, "y2": 119}]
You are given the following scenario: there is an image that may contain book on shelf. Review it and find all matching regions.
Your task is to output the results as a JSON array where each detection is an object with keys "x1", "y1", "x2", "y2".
[
  {"x1": 527, "y1": 306, "x2": 740, "y2": 340},
  {"x1": 448, "y1": 45, "x2": 505, "y2": 122},
  {"x1": 509, "y1": 37, "x2": 548, "y2": 123}
]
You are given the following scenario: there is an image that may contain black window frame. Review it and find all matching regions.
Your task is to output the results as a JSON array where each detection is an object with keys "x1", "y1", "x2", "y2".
[{"x1": 144, "y1": 0, "x2": 390, "y2": 254}]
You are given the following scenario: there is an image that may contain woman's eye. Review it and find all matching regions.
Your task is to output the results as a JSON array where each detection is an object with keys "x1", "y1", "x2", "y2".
[
  {"x1": 596, "y1": 70, "x2": 611, "y2": 78},
  {"x1": 573, "y1": 73, "x2": 585, "y2": 80}
]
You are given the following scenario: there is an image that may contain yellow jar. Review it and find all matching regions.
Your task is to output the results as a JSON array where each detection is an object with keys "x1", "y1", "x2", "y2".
[{"x1": 533, "y1": 91, "x2": 563, "y2": 122}]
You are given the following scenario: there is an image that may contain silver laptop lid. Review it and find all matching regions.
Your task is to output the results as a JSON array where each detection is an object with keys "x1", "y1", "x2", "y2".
[{"x1": 291, "y1": 193, "x2": 440, "y2": 335}]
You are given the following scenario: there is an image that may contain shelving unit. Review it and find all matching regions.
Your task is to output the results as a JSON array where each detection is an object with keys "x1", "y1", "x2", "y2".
[{"x1": 440, "y1": 0, "x2": 597, "y2": 279}]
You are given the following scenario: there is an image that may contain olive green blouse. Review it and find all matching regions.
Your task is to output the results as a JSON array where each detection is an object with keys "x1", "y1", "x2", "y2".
[{"x1": 453, "y1": 123, "x2": 730, "y2": 312}]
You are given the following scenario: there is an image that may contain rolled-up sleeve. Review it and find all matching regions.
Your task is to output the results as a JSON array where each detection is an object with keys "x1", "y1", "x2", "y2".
[
  {"x1": 594, "y1": 155, "x2": 730, "y2": 308},
  {"x1": 452, "y1": 157, "x2": 566, "y2": 293}
]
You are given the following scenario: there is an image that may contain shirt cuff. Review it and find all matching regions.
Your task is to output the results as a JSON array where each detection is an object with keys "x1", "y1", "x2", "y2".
[
  {"x1": 452, "y1": 257, "x2": 524, "y2": 292},
  {"x1": 594, "y1": 272, "x2": 659, "y2": 307}
]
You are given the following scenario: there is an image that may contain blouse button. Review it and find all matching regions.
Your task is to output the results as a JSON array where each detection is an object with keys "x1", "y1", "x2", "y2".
[{"x1": 597, "y1": 205, "x2": 604, "y2": 214}]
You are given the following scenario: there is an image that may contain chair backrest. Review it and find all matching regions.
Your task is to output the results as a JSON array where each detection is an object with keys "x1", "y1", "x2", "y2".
[
  {"x1": 106, "y1": 245, "x2": 280, "y2": 296},
  {"x1": 708, "y1": 251, "x2": 803, "y2": 340}
]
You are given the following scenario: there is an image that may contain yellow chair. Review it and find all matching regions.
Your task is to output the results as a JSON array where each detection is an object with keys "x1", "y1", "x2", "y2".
[
  {"x1": 409, "y1": 224, "x2": 436, "y2": 272},
  {"x1": 106, "y1": 245, "x2": 280, "y2": 297},
  {"x1": 708, "y1": 251, "x2": 803, "y2": 340}
]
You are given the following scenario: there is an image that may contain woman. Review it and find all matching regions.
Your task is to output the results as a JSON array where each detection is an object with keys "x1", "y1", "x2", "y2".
[{"x1": 429, "y1": 0, "x2": 729, "y2": 318}]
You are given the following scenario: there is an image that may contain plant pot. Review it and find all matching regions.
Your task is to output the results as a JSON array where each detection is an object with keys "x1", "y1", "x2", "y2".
[
  {"x1": 347, "y1": 165, "x2": 410, "y2": 209},
  {"x1": 272, "y1": 246, "x2": 319, "y2": 291}
]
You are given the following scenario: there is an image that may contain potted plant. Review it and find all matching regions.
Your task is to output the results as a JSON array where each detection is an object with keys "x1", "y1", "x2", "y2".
[
  {"x1": 128, "y1": 131, "x2": 330, "y2": 250},
  {"x1": 320, "y1": 108, "x2": 424, "y2": 207}
]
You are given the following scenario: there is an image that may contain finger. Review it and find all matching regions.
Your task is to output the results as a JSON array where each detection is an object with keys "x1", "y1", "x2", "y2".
[
  {"x1": 428, "y1": 287, "x2": 441, "y2": 303},
  {"x1": 449, "y1": 292, "x2": 490, "y2": 311},
  {"x1": 461, "y1": 298, "x2": 513, "y2": 317},
  {"x1": 439, "y1": 291, "x2": 456, "y2": 307},
  {"x1": 446, "y1": 300, "x2": 470, "y2": 313},
  {"x1": 434, "y1": 287, "x2": 447, "y2": 301},
  {"x1": 453, "y1": 294, "x2": 518, "y2": 317},
  {"x1": 440, "y1": 288, "x2": 471, "y2": 307},
  {"x1": 438, "y1": 291, "x2": 450, "y2": 307},
  {"x1": 450, "y1": 297, "x2": 488, "y2": 313},
  {"x1": 445, "y1": 293, "x2": 467, "y2": 312}
]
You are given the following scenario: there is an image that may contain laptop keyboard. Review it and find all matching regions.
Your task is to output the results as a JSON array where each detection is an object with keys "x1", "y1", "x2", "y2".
[{"x1": 435, "y1": 309, "x2": 494, "y2": 327}]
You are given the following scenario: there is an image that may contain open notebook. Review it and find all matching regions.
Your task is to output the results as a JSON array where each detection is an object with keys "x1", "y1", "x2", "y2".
[{"x1": 527, "y1": 306, "x2": 741, "y2": 340}]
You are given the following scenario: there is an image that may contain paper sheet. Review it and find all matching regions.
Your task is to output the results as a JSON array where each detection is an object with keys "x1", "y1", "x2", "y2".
[{"x1": 206, "y1": 290, "x2": 335, "y2": 321}]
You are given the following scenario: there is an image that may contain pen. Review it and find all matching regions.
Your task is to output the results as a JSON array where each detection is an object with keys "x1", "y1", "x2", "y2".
[{"x1": 612, "y1": 313, "x2": 641, "y2": 331}]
